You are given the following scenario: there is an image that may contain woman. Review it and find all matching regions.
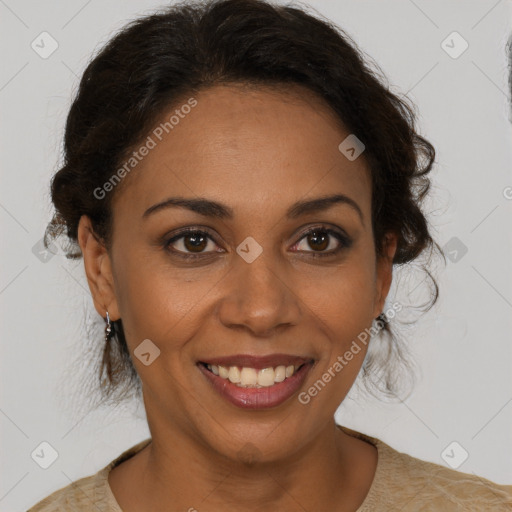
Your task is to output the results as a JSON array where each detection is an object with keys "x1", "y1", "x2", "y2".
[{"x1": 28, "y1": 0, "x2": 512, "y2": 510}]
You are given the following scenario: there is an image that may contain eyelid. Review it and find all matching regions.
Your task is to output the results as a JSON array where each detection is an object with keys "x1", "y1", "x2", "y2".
[
  {"x1": 163, "y1": 226, "x2": 222, "y2": 258},
  {"x1": 291, "y1": 224, "x2": 352, "y2": 256},
  {"x1": 163, "y1": 224, "x2": 352, "y2": 258}
]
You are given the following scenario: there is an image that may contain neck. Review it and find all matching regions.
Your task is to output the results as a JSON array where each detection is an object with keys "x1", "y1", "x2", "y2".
[{"x1": 122, "y1": 419, "x2": 376, "y2": 512}]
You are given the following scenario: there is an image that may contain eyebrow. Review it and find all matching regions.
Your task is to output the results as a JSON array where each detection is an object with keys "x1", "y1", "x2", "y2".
[{"x1": 142, "y1": 193, "x2": 364, "y2": 224}]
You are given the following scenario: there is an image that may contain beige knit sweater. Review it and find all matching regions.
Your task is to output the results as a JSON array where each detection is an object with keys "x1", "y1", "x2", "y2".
[{"x1": 27, "y1": 425, "x2": 512, "y2": 511}]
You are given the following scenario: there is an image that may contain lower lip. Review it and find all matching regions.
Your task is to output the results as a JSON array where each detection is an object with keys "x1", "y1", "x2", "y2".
[{"x1": 198, "y1": 362, "x2": 314, "y2": 409}]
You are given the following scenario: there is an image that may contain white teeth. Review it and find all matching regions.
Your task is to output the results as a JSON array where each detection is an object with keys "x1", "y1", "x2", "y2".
[
  {"x1": 257, "y1": 367, "x2": 275, "y2": 387},
  {"x1": 274, "y1": 365, "x2": 286, "y2": 382},
  {"x1": 205, "y1": 363, "x2": 304, "y2": 387},
  {"x1": 228, "y1": 366, "x2": 241, "y2": 384},
  {"x1": 240, "y1": 367, "x2": 258, "y2": 386}
]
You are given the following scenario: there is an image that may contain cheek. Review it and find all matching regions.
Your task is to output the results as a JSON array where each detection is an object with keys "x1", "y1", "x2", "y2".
[
  {"x1": 112, "y1": 233, "x2": 377, "y2": 370},
  {"x1": 111, "y1": 250, "x2": 211, "y2": 362},
  {"x1": 298, "y1": 257, "x2": 376, "y2": 390},
  {"x1": 299, "y1": 284, "x2": 375, "y2": 412},
  {"x1": 110, "y1": 250, "x2": 167, "y2": 344},
  {"x1": 302, "y1": 257, "x2": 377, "y2": 335}
]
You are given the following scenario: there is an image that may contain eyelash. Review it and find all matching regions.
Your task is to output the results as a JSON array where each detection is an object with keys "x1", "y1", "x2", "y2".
[{"x1": 162, "y1": 225, "x2": 352, "y2": 261}]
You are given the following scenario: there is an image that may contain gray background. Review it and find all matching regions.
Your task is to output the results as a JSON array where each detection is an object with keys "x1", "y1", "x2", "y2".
[{"x1": 1, "y1": 0, "x2": 511, "y2": 510}]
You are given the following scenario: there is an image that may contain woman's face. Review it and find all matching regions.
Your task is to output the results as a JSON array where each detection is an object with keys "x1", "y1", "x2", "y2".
[{"x1": 80, "y1": 83, "x2": 396, "y2": 462}]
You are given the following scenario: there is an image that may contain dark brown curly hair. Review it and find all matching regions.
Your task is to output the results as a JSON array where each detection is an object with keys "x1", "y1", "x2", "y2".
[{"x1": 45, "y1": 0, "x2": 444, "y2": 412}]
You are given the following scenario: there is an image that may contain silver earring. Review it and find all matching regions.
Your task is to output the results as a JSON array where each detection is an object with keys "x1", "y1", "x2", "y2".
[{"x1": 105, "y1": 310, "x2": 113, "y2": 343}]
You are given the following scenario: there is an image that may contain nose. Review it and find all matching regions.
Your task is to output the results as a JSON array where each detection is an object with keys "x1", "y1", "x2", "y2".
[{"x1": 217, "y1": 250, "x2": 302, "y2": 337}]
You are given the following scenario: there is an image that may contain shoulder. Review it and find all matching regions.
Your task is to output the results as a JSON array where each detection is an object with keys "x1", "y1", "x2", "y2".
[
  {"x1": 27, "y1": 438, "x2": 152, "y2": 512},
  {"x1": 373, "y1": 438, "x2": 512, "y2": 511},
  {"x1": 26, "y1": 468, "x2": 110, "y2": 511},
  {"x1": 338, "y1": 425, "x2": 512, "y2": 511}
]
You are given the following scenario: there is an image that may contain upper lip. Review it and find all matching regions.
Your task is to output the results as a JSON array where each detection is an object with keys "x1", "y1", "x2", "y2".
[{"x1": 199, "y1": 354, "x2": 314, "y2": 370}]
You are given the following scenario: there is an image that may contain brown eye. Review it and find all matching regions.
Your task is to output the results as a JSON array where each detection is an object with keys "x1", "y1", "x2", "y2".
[
  {"x1": 305, "y1": 230, "x2": 329, "y2": 251},
  {"x1": 183, "y1": 232, "x2": 208, "y2": 253},
  {"x1": 165, "y1": 229, "x2": 220, "y2": 258},
  {"x1": 292, "y1": 226, "x2": 352, "y2": 257}
]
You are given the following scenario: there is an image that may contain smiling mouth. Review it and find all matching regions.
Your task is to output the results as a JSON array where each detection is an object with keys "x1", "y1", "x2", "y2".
[
  {"x1": 199, "y1": 361, "x2": 308, "y2": 388},
  {"x1": 197, "y1": 359, "x2": 315, "y2": 409}
]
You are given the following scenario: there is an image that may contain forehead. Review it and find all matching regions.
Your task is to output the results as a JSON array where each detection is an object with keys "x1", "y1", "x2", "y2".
[{"x1": 112, "y1": 84, "x2": 372, "y2": 222}]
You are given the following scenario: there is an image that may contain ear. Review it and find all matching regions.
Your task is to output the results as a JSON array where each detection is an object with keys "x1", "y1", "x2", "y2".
[
  {"x1": 77, "y1": 215, "x2": 120, "y2": 321},
  {"x1": 373, "y1": 231, "x2": 398, "y2": 319}
]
